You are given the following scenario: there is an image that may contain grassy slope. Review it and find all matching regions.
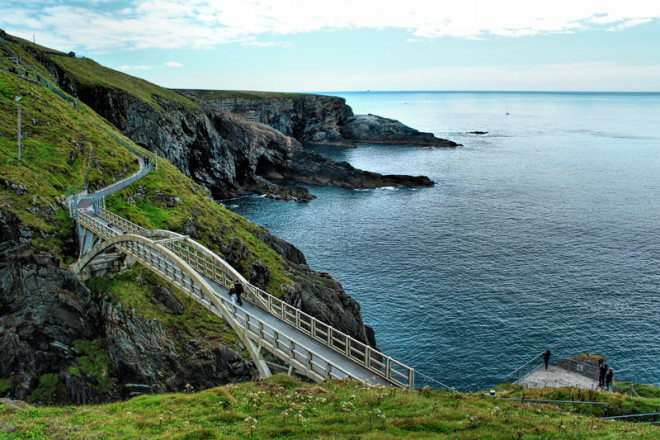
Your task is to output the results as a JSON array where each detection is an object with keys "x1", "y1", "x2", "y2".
[
  {"x1": 103, "y1": 156, "x2": 294, "y2": 296},
  {"x1": 49, "y1": 55, "x2": 200, "y2": 112},
  {"x1": 1, "y1": 376, "x2": 658, "y2": 439},
  {"x1": 2, "y1": 34, "x2": 302, "y2": 379},
  {"x1": 0, "y1": 71, "x2": 138, "y2": 262},
  {"x1": 181, "y1": 89, "x2": 306, "y2": 101}
]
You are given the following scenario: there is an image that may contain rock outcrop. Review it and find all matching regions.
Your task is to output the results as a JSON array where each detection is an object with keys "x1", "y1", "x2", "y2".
[
  {"x1": 0, "y1": 209, "x2": 252, "y2": 404},
  {"x1": 44, "y1": 71, "x2": 435, "y2": 201},
  {"x1": 178, "y1": 90, "x2": 461, "y2": 149}
]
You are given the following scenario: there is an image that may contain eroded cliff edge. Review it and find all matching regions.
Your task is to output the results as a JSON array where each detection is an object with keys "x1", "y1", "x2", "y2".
[
  {"x1": 41, "y1": 54, "x2": 440, "y2": 201},
  {"x1": 176, "y1": 90, "x2": 461, "y2": 149}
]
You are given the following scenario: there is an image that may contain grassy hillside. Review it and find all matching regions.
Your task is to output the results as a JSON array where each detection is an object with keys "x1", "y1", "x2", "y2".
[
  {"x1": 50, "y1": 55, "x2": 200, "y2": 112},
  {"x1": 180, "y1": 89, "x2": 306, "y2": 101},
  {"x1": 1, "y1": 376, "x2": 658, "y2": 439},
  {"x1": 0, "y1": 71, "x2": 138, "y2": 262},
  {"x1": 102, "y1": 156, "x2": 294, "y2": 297}
]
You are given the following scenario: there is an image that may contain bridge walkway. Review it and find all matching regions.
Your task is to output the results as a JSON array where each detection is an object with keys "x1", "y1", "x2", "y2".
[{"x1": 70, "y1": 150, "x2": 414, "y2": 389}]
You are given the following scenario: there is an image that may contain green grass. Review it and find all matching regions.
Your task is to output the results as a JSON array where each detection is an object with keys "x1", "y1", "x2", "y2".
[
  {"x1": 104, "y1": 157, "x2": 294, "y2": 297},
  {"x1": 0, "y1": 70, "x2": 139, "y2": 262},
  {"x1": 86, "y1": 266, "x2": 239, "y2": 351},
  {"x1": 1, "y1": 377, "x2": 657, "y2": 439},
  {"x1": 48, "y1": 55, "x2": 200, "y2": 112},
  {"x1": 182, "y1": 90, "x2": 306, "y2": 101},
  {"x1": 71, "y1": 340, "x2": 115, "y2": 393}
]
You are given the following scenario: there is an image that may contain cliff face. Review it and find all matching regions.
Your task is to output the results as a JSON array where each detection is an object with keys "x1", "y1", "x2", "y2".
[
  {"x1": 0, "y1": 209, "x2": 252, "y2": 404},
  {"x1": 1, "y1": 35, "x2": 379, "y2": 405},
  {"x1": 178, "y1": 90, "x2": 461, "y2": 148}
]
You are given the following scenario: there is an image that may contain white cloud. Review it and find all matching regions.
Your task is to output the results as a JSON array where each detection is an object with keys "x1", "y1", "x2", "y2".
[
  {"x1": 1, "y1": 1, "x2": 659, "y2": 52},
  {"x1": 164, "y1": 61, "x2": 183, "y2": 68}
]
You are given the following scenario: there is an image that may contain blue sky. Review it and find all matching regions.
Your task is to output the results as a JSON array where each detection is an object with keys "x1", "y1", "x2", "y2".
[{"x1": 2, "y1": 1, "x2": 659, "y2": 92}]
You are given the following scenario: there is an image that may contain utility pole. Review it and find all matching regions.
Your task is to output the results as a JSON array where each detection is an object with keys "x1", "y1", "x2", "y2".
[{"x1": 15, "y1": 96, "x2": 22, "y2": 160}]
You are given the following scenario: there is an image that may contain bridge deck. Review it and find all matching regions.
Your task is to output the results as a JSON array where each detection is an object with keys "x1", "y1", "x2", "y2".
[
  {"x1": 204, "y1": 277, "x2": 391, "y2": 386},
  {"x1": 84, "y1": 210, "x2": 390, "y2": 386}
]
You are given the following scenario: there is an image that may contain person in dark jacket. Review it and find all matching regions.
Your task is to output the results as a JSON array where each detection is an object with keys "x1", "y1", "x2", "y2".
[
  {"x1": 543, "y1": 350, "x2": 551, "y2": 370},
  {"x1": 228, "y1": 284, "x2": 236, "y2": 305},
  {"x1": 234, "y1": 280, "x2": 244, "y2": 306},
  {"x1": 599, "y1": 363, "x2": 608, "y2": 388},
  {"x1": 605, "y1": 367, "x2": 614, "y2": 391}
]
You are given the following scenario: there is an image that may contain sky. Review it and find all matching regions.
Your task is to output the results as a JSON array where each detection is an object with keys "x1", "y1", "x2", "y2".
[{"x1": 2, "y1": 1, "x2": 660, "y2": 92}]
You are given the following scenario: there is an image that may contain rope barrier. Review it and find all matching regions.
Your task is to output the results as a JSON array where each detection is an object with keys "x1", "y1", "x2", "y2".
[{"x1": 414, "y1": 369, "x2": 455, "y2": 392}]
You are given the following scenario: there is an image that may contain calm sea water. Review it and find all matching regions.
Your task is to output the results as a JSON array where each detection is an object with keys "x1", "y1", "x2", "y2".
[{"x1": 229, "y1": 92, "x2": 660, "y2": 391}]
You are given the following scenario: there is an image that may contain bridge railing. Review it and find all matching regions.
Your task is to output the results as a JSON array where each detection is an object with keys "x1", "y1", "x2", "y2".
[
  {"x1": 248, "y1": 285, "x2": 414, "y2": 389},
  {"x1": 98, "y1": 207, "x2": 147, "y2": 235},
  {"x1": 91, "y1": 208, "x2": 414, "y2": 389},
  {"x1": 75, "y1": 215, "x2": 361, "y2": 385},
  {"x1": 88, "y1": 161, "x2": 154, "y2": 206}
]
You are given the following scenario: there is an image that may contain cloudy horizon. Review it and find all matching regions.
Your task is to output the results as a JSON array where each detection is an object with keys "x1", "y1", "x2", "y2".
[{"x1": 2, "y1": 1, "x2": 659, "y2": 92}]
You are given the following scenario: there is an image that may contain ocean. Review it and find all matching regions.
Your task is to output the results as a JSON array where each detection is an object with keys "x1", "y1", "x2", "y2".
[{"x1": 228, "y1": 91, "x2": 660, "y2": 391}]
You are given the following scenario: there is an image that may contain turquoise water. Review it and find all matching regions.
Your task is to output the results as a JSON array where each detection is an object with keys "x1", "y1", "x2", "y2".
[{"x1": 229, "y1": 92, "x2": 660, "y2": 390}]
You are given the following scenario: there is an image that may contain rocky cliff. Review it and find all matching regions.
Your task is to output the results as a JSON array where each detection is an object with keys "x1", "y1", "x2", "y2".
[
  {"x1": 177, "y1": 90, "x2": 461, "y2": 149},
  {"x1": 0, "y1": 208, "x2": 253, "y2": 404},
  {"x1": 38, "y1": 57, "x2": 439, "y2": 202}
]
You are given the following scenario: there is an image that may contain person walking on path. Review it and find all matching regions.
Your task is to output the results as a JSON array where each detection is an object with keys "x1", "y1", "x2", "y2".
[
  {"x1": 605, "y1": 367, "x2": 614, "y2": 391},
  {"x1": 543, "y1": 350, "x2": 551, "y2": 370},
  {"x1": 234, "y1": 280, "x2": 244, "y2": 306},
  {"x1": 228, "y1": 284, "x2": 237, "y2": 306},
  {"x1": 599, "y1": 363, "x2": 608, "y2": 388}
]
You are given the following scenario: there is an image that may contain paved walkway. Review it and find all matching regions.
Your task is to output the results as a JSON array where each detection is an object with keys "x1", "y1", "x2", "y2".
[{"x1": 518, "y1": 365, "x2": 599, "y2": 389}]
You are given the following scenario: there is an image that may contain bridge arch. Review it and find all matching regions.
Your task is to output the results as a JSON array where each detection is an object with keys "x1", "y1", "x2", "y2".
[{"x1": 72, "y1": 232, "x2": 271, "y2": 378}]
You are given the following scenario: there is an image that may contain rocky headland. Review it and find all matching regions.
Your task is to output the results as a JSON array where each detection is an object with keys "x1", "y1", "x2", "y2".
[
  {"x1": 32, "y1": 50, "x2": 455, "y2": 201},
  {"x1": 177, "y1": 89, "x2": 461, "y2": 149}
]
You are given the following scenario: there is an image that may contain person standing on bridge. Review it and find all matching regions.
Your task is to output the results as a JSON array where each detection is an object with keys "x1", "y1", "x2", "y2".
[
  {"x1": 543, "y1": 349, "x2": 551, "y2": 370},
  {"x1": 228, "y1": 284, "x2": 237, "y2": 305},
  {"x1": 234, "y1": 281, "x2": 244, "y2": 306}
]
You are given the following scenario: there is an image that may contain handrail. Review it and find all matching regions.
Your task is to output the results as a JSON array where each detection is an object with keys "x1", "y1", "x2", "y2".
[
  {"x1": 504, "y1": 353, "x2": 544, "y2": 381},
  {"x1": 74, "y1": 215, "x2": 361, "y2": 384},
  {"x1": 600, "y1": 413, "x2": 660, "y2": 420},
  {"x1": 86, "y1": 161, "x2": 153, "y2": 202},
  {"x1": 67, "y1": 116, "x2": 414, "y2": 388},
  {"x1": 93, "y1": 207, "x2": 415, "y2": 389},
  {"x1": 497, "y1": 398, "x2": 609, "y2": 406}
]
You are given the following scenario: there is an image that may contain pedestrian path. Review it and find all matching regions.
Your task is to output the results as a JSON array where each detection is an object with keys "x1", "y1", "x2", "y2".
[
  {"x1": 70, "y1": 152, "x2": 414, "y2": 389},
  {"x1": 518, "y1": 365, "x2": 599, "y2": 389}
]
